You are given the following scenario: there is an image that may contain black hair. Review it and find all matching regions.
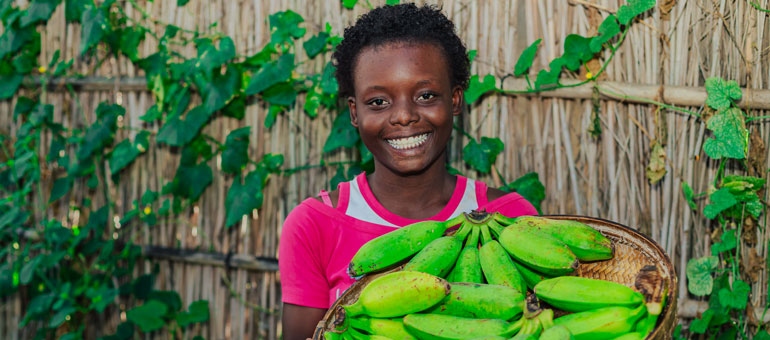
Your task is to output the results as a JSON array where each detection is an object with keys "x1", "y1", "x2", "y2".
[{"x1": 332, "y1": 3, "x2": 470, "y2": 98}]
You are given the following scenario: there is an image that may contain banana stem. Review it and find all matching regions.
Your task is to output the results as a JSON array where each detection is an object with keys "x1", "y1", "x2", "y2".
[
  {"x1": 487, "y1": 220, "x2": 505, "y2": 238},
  {"x1": 480, "y1": 224, "x2": 493, "y2": 245},
  {"x1": 493, "y1": 212, "x2": 518, "y2": 226},
  {"x1": 445, "y1": 213, "x2": 466, "y2": 229},
  {"x1": 454, "y1": 221, "x2": 473, "y2": 242},
  {"x1": 466, "y1": 226, "x2": 480, "y2": 249}
]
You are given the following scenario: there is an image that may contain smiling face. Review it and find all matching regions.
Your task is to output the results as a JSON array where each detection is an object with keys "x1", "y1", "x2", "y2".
[{"x1": 348, "y1": 42, "x2": 463, "y2": 176}]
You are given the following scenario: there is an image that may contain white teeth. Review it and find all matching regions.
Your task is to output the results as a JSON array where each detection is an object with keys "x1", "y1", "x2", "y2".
[{"x1": 387, "y1": 133, "x2": 429, "y2": 150}]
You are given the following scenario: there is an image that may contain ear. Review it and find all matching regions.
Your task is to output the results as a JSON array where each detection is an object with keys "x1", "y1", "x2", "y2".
[
  {"x1": 451, "y1": 86, "x2": 464, "y2": 116},
  {"x1": 348, "y1": 97, "x2": 359, "y2": 128}
]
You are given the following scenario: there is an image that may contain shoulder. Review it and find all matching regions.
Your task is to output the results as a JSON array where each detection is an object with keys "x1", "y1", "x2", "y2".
[{"x1": 485, "y1": 186, "x2": 508, "y2": 202}]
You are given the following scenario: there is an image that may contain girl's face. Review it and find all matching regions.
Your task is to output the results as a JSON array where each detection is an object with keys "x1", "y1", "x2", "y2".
[{"x1": 348, "y1": 42, "x2": 463, "y2": 176}]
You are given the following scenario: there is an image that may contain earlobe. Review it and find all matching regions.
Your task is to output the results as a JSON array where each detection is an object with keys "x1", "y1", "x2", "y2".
[
  {"x1": 348, "y1": 97, "x2": 359, "y2": 127},
  {"x1": 452, "y1": 86, "x2": 464, "y2": 116}
]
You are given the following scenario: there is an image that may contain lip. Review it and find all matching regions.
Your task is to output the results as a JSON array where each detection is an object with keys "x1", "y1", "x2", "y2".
[{"x1": 382, "y1": 131, "x2": 433, "y2": 140}]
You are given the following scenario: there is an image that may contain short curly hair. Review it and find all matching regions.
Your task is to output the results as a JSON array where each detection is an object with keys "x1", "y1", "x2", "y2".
[{"x1": 332, "y1": 3, "x2": 470, "y2": 98}]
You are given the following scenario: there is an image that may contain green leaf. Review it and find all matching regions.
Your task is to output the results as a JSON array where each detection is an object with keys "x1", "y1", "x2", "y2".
[
  {"x1": 711, "y1": 229, "x2": 737, "y2": 255},
  {"x1": 245, "y1": 54, "x2": 294, "y2": 95},
  {"x1": 464, "y1": 74, "x2": 496, "y2": 104},
  {"x1": 504, "y1": 172, "x2": 545, "y2": 214},
  {"x1": 132, "y1": 274, "x2": 154, "y2": 300},
  {"x1": 514, "y1": 39, "x2": 541, "y2": 77},
  {"x1": 269, "y1": 10, "x2": 306, "y2": 45},
  {"x1": 262, "y1": 153, "x2": 284, "y2": 172},
  {"x1": 682, "y1": 182, "x2": 697, "y2": 210},
  {"x1": 148, "y1": 290, "x2": 182, "y2": 312},
  {"x1": 686, "y1": 256, "x2": 719, "y2": 296},
  {"x1": 77, "y1": 102, "x2": 124, "y2": 160},
  {"x1": 109, "y1": 131, "x2": 150, "y2": 175},
  {"x1": 65, "y1": 0, "x2": 88, "y2": 22},
  {"x1": 222, "y1": 96, "x2": 246, "y2": 119},
  {"x1": 221, "y1": 127, "x2": 250, "y2": 174},
  {"x1": 86, "y1": 285, "x2": 117, "y2": 313},
  {"x1": 323, "y1": 110, "x2": 359, "y2": 153},
  {"x1": 590, "y1": 15, "x2": 620, "y2": 53},
  {"x1": 20, "y1": 255, "x2": 43, "y2": 284},
  {"x1": 172, "y1": 162, "x2": 213, "y2": 200},
  {"x1": 49, "y1": 306, "x2": 76, "y2": 328},
  {"x1": 462, "y1": 137, "x2": 504, "y2": 173},
  {"x1": 200, "y1": 66, "x2": 241, "y2": 115},
  {"x1": 386, "y1": 0, "x2": 399, "y2": 4},
  {"x1": 304, "y1": 87, "x2": 322, "y2": 118},
  {"x1": 126, "y1": 300, "x2": 167, "y2": 332},
  {"x1": 303, "y1": 32, "x2": 329, "y2": 58},
  {"x1": 705, "y1": 77, "x2": 742, "y2": 111},
  {"x1": 704, "y1": 188, "x2": 738, "y2": 219},
  {"x1": 81, "y1": 5, "x2": 107, "y2": 54},
  {"x1": 196, "y1": 37, "x2": 236, "y2": 74},
  {"x1": 468, "y1": 50, "x2": 477, "y2": 63},
  {"x1": 157, "y1": 106, "x2": 213, "y2": 147},
  {"x1": 117, "y1": 26, "x2": 145, "y2": 62},
  {"x1": 177, "y1": 0, "x2": 189, "y2": 6},
  {"x1": 225, "y1": 171, "x2": 264, "y2": 227},
  {"x1": 689, "y1": 309, "x2": 713, "y2": 334},
  {"x1": 263, "y1": 82, "x2": 298, "y2": 106},
  {"x1": 0, "y1": 73, "x2": 22, "y2": 100},
  {"x1": 535, "y1": 58, "x2": 565, "y2": 90},
  {"x1": 703, "y1": 108, "x2": 747, "y2": 160},
  {"x1": 562, "y1": 34, "x2": 594, "y2": 71},
  {"x1": 330, "y1": 165, "x2": 347, "y2": 189},
  {"x1": 0, "y1": 22, "x2": 38, "y2": 60},
  {"x1": 176, "y1": 300, "x2": 210, "y2": 328},
  {"x1": 342, "y1": 0, "x2": 357, "y2": 9},
  {"x1": 718, "y1": 279, "x2": 750, "y2": 310},
  {"x1": 320, "y1": 61, "x2": 338, "y2": 95},
  {"x1": 49, "y1": 176, "x2": 72, "y2": 203},
  {"x1": 264, "y1": 105, "x2": 282, "y2": 128},
  {"x1": 755, "y1": 329, "x2": 770, "y2": 340},
  {"x1": 616, "y1": 0, "x2": 656, "y2": 25},
  {"x1": 20, "y1": 0, "x2": 60, "y2": 27}
]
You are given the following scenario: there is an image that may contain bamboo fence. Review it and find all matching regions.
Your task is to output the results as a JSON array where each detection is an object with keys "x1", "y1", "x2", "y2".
[{"x1": 1, "y1": 0, "x2": 770, "y2": 339}]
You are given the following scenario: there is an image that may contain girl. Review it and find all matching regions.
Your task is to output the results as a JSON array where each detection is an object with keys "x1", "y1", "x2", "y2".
[{"x1": 278, "y1": 4, "x2": 537, "y2": 339}]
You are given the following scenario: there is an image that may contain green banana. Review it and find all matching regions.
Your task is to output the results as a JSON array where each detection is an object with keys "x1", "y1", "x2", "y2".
[
  {"x1": 534, "y1": 277, "x2": 645, "y2": 312},
  {"x1": 478, "y1": 239, "x2": 527, "y2": 293},
  {"x1": 402, "y1": 314, "x2": 522, "y2": 340},
  {"x1": 538, "y1": 325, "x2": 574, "y2": 340},
  {"x1": 480, "y1": 224, "x2": 493, "y2": 245},
  {"x1": 325, "y1": 331, "x2": 342, "y2": 340},
  {"x1": 342, "y1": 271, "x2": 450, "y2": 318},
  {"x1": 513, "y1": 261, "x2": 553, "y2": 290},
  {"x1": 467, "y1": 336, "x2": 506, "y2": 340},
  {"x1": 345, "y1": 326, "x2": 394, "y2": 340},
  {"x1": 447, "y1": 226, "x2": 483, "y2": 283},
  {"x1": 610, "y1": 332, "x2": 645, "y2": 340},
  {"x1": 496, "y1": 215, "x2": 612, "y2": 261},
  {"x1": 453, "y1": 219, "x2": 474, "y2": 244},
  {"x1": 553, "y1": 305, "x2": 646, "y2": 340},
  {"x1": 349, "y1": 316, "x2": 417, "y2": 340},
  {"x1": 498, "y1": 225, "x2": 578, "y2": 276},
  {"x1": 403, "y1": 236, "x2": 462, "y2": 277},
  {"x1": 509, "y1": 334, "x2": 536, "y2": 340},
  {"x1": 424, "y1": 282, "x2": 525, "y2": 320},
  {"x1": 633, "y1": 313, "x2": 657, "y2": 337},
  {"x1": 349, "y1": 220, "x2": 449, "y2": 277}
]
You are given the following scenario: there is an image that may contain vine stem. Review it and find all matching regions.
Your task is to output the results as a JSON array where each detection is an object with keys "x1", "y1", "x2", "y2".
[
  {"x1": 749, "y1": 0, "x2": 770, "y2": 13},
  {"x1": 746, "y1": 115, "x2": 770, "y2": 122}
]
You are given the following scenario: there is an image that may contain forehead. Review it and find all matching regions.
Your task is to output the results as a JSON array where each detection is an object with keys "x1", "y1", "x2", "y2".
[{"x1": 351, "y1": 42, "x2": 451, "y2": 89}]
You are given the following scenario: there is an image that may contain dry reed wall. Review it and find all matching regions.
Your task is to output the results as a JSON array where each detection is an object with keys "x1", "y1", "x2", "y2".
[{"x1": 1, "y1": 0, "x2": 769, "y2": 339}]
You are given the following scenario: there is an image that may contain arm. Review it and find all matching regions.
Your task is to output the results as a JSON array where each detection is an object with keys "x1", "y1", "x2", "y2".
[{"x1": 282, "y1": 303, "x2": 327, "y2": 340}]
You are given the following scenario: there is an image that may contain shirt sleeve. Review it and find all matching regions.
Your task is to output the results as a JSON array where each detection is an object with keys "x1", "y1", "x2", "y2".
[
  {"x1": 278, "y1": 202, "x2": 331, "y2": 308},
  {"x1": 481, "y1": 192, "x2": 539, "y2": 218}
]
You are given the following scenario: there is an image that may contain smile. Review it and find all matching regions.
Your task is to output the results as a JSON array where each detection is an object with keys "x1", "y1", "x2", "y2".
[{"x1": 386, "y1": 133, "x2": 430, "y2": 150}]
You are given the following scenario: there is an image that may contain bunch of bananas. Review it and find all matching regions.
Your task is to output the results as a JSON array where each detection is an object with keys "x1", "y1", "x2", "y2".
[{"x1": 334, "y1": 211, "x2": 668, "y2": 340}]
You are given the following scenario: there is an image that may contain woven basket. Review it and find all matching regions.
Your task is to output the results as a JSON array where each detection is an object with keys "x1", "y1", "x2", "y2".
[{"x1": 312, "y1": 215, "x2": 678, "y2": 340}]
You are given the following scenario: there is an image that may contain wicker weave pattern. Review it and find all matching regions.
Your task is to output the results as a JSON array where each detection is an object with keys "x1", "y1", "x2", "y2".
[{"x1": 313, "y1": 216, "x2": 678, "y2": 340}]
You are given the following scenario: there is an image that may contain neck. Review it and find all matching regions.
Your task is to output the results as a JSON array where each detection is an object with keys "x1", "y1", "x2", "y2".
[{"x1": 367, "y1": 156, "x2": 457, "y2": 220}]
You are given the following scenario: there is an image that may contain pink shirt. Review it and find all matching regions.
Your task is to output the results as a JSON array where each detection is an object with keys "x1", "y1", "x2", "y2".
[{"x1": 278, "y1": 174, "x2": 538, "y2": 309}]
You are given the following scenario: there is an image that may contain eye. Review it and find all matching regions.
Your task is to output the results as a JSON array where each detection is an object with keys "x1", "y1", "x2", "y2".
[
  {"x1": 367, "y1": 98, "x2": 389, "y2": 108},
  {"x1": 417, "y1": 92, "x2": 437, "y2": 101}
]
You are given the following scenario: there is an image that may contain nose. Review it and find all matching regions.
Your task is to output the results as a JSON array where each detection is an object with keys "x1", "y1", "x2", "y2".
[{"x1": 388, "y1": 99, "x2": 419, "y2": 126}]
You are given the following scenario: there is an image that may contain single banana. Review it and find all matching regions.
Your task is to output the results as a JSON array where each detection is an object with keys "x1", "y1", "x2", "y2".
[
  {"x1": 496, "y1": 215, "x2": 612, "y2": 261},
  {"x1": 509, "y1": 334, "x2": 536, "y2": 340},
  {"x1": 538, "y1": 308, "x2": 555, "y2": 330},
  {"x1": 402, "y1": 314, "x2": 522, "y2": 340},
  {"x1": 498, "y1": 225, "x2": 578, "y2": 276},
  {"x1": 424, "y1": 282, "x2": 525, "y2": 320},
  {"x1": 534, "y1": 276, "x2": 644, "y2": 312},
  {"x1": 447, "y1": 226, "x2": 483, "y2": 283},
  {"x1": 349, "y1": 220, "x2": 449, "y2": 277},
  {"x1": 403, "y1": 236, "x2": 462, "y2": 277},
  {"x1": 610, "y1": 332, "x2": 645, "y2": 340},
  {"x1": 479, "y1": 239, "x2": 527, "y2": 293},
  {"x1": 538, "y1": 325, "x2": 574, "y2": 340},
  {"x1": 553, "y1": 305, "x2": 647, "y2": 340},
  {"x1": 345, "y1": 326, "x2": 394, "y2": 340},
  {"x1": 512, "y1": 261, "x2": 553, "y2": 290},
  {"x1": 633, "y1": 313, "x2": 657, "y2": 338},
  {"x1": 342, "y1": 271, "x2": 450, "y2": 318},
  {"x1": 349, "y1": 316, "x2": 417, "y2": 340},
  {"x1": 325, "y1": 331, "x2": 342, "y2": 340},
  {"x1": 467, "y1": 336, "x2": 506, "y2": 340}
]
